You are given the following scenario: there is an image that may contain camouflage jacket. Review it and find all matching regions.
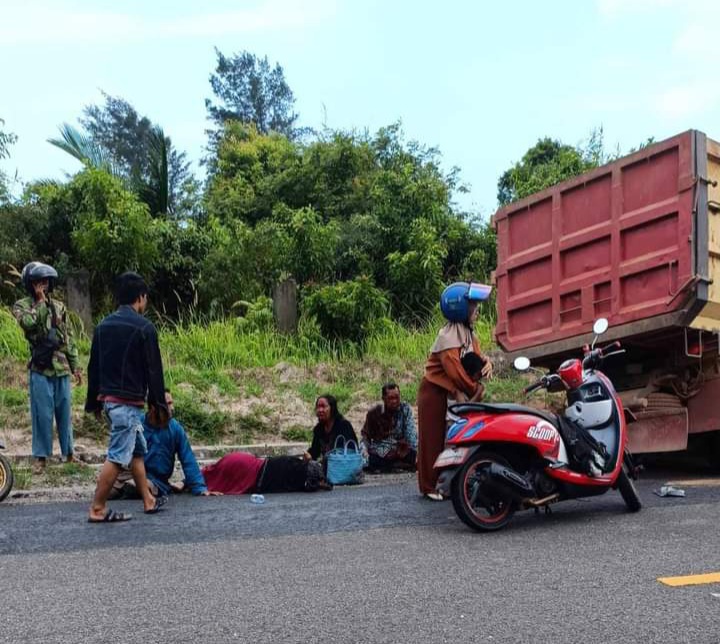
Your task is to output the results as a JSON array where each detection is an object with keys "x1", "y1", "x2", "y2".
[{"x1": 12, "y1": 296, "x2": 79, "y2": 377}]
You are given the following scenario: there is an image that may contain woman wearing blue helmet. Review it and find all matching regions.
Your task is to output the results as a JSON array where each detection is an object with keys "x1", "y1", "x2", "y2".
[{"x1": 417, "y1": 281, "x2": 493, "y2": 500}]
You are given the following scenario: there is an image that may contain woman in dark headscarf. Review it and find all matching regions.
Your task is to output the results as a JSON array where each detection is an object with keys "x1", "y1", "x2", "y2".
[
  {"x1": 303, "y1": 394, "x2": 358, "y2": 464},
  {"x1": 417, "y1": 282, "x2": 494, "y2": 500}
]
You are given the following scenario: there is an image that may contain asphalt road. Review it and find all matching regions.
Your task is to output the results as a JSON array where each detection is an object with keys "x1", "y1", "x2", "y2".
[{"x1": 1, "y1": 467, "x2": 719, "y2": 644}]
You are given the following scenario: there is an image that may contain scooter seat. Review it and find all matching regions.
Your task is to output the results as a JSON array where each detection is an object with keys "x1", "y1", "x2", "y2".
[{"x1": 449, "y1": 402, "x2": 558, "y2": 427}]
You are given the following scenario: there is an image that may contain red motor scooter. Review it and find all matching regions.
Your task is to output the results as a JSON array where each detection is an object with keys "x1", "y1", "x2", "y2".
[{"x1": 434, "y1": 318, "x2": 641, "y2": 532}]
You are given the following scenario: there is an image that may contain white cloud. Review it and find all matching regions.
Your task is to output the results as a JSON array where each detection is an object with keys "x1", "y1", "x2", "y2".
[{"x1": 0, "y1": 0, "x2": 336, "y2": 46}]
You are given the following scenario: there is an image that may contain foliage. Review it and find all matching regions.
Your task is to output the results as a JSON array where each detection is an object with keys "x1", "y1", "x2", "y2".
[
  {"x1": 206, "y1": 49, "x2": 299, "y2": 139},
  {"x1": 496, "y1": 127, "x2": 648, "y2": 207},
  {"x1": 204, "y1": 120, "x2": 489, "y2": 325},
  {"x1": 197, "y1": 217, "x2": 289, "y2": 310},
  {"x1": 233, "y1": 296, "x2": 275, "y2": 332},
  {"x1": 65, "y1": 169, "x2": 162, "y2": 300},
  {"x1": 47, "y1": 123, "x2": 120, "y2": 176},
  {"x1": 205, "y1": 122, "x2": 301, "y2": 224},
  {"x1": 286, "y1": 207, "x2": 339, "y2": 285},
  {"x1": 0, "y1": 307, "x2": 27, "y2": 359},
  {"x1": 303, "y1": 276, "x2": 390, "y2": 343},
  {"x1": 281, "y1": 426, "x2": 313, "y2": 443},
  {"x1": 497, "y1": 137, "x2": 596, "y2": 206},
  {"x1": 150, "y1": 219, "x2": 211, "y2": 315},
  {"x1": 0, "y1": 118, "x2": 18, "y2": 204},
  {"x1": 172, "y1": 388, "x2": 231, "y2": 444},
  {"x1": 387, "y1": 218, "x2": 447, "y2": 322},
  {"x1": 79, "y1": 92, "x2": 194, "y2": 217}
]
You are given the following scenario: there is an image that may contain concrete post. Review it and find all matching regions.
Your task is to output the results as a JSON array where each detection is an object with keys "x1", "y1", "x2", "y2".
[
  {"x1": 273, "y1": 278, "x2": 298, "y2": 334},
  {"x1": 66, "y1": 269, "x2": 93, "y2": 335}
]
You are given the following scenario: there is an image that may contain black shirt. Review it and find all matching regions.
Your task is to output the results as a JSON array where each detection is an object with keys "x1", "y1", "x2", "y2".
[
  {"x1": 85, "y1": 305, "x2": 166, "y2": 413},
  {"x1": 308, "y1": 417, "x2": 358, "y2": 460}
]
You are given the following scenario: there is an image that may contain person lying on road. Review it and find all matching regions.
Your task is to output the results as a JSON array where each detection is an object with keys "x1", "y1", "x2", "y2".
[{"x1": 197, "y1": 452, "x2": 332, "y2": 495}]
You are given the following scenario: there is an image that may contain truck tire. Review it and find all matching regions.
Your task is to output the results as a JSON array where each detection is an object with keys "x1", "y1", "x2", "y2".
[{"x1": 617, "y1": 466, "x2": 641, "y2": 512}]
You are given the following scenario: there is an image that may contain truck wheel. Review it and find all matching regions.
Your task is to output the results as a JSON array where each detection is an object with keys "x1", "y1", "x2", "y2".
[
  {"x1": 450, "y1": 450, "x2": 516, "y2": 532},
  {"x1": 617, "y1": 466, "x2": 641, "y2": 512},
  {"x1": 0, "y1": 454, "x2": 14, "y2": 502}
]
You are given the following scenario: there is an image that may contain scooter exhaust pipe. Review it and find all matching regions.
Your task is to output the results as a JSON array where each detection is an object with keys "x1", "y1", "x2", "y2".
[{"x1": 479, "y1": 462, "x2": 536, "y2": 500}]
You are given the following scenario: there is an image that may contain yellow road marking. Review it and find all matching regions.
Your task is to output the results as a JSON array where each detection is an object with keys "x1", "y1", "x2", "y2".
[
  {"x1": 658, "y1": 572, "x2": 720, "y2": 587},
  {"x1": 666, "y1": 478, "x2": 720, "y2": 488}
]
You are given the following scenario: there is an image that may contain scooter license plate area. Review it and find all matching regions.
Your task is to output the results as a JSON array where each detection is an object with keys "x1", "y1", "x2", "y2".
[{"x1": 435, "y1": 447, "x2": 469, "y2": 468}]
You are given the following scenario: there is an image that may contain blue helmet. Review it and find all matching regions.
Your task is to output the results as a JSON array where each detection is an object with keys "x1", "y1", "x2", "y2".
[{"x1": 440, "y1": 281, "x2": 492, "y2": 322}]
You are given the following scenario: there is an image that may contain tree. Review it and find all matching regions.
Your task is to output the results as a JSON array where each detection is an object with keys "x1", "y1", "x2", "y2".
[
  {"x1": 496, "y1": 128, "x2": 627, "y2": 207},
  {"x1": 206, "y1": 49, "x2": 299, "y2": 138},
  {"x1": 0, "y1": 118, "x2": 18, "y2": 204},
  {"x1": 203, "y1": 120, "x2": 493, "y2": 324},
  {"x1": 48, "y1": 123, "x2": 120, "y2": 176},
  {"x1": 497, "y1": 138, "x2": 595, "y2": 206},
  {"x1": 77, "y1": 92, "x2": 195, "y2": 216}
]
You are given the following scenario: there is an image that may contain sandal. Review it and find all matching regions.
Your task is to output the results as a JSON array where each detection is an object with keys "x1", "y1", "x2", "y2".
[
  {"x1": 423, "y1": 492, "x2": 445, "y2": 502},
  {"x1": 88, "y1": 509, "x2": 132, "y2": 523},
  {"x1": 144, "y1": 495, "x2": 168, "y2": 514}
]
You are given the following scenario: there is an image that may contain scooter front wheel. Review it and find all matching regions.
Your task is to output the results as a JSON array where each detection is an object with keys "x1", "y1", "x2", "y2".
[
  {"x1": 0, "y1": 453, "x2": 14, "y2": 502},
  {"x1": 451, "y1": 450, "x2": 516, "y2": 532}
]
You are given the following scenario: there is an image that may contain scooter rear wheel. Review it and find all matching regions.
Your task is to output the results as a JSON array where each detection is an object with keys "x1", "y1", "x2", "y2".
[
  {"x1": 0, "y1": 454, "x2": 14, "y2": 502},
  {"x1": 617, "y1": 466, "x2": 641, "y2": 512},
  {"x1": 451, "y1": 450, "x2": 516, "y2": 532}
]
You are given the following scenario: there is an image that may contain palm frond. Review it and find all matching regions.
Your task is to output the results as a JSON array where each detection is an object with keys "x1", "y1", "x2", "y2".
[{"x1": 47, "y1": 123, "x2": 121, "y2": 177}]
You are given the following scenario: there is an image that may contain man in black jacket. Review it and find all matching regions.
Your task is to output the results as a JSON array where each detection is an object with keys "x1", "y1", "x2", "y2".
[{"x1": 86, "y1": 272, "x2": 169, "y2": 523}]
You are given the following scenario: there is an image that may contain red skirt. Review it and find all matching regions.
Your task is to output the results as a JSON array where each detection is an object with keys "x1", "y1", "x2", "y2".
[{"x1": 201, "y1": 452, "x2": 265, "y2": 494}]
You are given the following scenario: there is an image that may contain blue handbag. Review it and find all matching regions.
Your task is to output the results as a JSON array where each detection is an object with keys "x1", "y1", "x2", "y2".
[{"x1": 326, "y1": 436, "x2": 364, "y2": 485}]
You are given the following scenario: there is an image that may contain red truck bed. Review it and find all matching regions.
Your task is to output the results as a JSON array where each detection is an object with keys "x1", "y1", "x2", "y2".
[{"x1": 493, "y1": 130, "x2": 720, "y2": 359}]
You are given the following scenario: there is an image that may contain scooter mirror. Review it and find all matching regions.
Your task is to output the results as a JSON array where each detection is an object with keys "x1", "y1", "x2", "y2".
[
  {"x1": 593, "y1": 318, "x2": 609, "y2": 335},
  {"x1": 513, "y1": 356, "x2": 531, "y2": 372}
]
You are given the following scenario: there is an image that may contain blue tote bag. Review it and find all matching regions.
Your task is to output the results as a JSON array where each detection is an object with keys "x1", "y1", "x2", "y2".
[{"x1": 326, "y1": 436, "x2": 364, "y2": 485}]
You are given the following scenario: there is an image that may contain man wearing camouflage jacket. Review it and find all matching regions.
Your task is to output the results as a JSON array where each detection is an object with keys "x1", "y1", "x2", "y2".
[{"x1": 12, "y1": 262, "x2": 81, "y2": 471}]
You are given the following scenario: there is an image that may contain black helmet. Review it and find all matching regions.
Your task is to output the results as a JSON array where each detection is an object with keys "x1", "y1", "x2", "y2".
[{"x1": 21, "y1": 262, "x2": 58, "y2": 295}]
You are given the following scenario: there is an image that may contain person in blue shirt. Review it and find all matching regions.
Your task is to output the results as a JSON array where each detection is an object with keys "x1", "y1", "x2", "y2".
[{"x1": 110, "y1": 391, "x2": 221, "y2": 499}]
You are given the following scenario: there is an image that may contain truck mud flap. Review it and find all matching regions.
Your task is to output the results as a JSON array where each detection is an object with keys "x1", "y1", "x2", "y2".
[{"x1": 627, "y1": 409, "x2": 688, "y2": 453}]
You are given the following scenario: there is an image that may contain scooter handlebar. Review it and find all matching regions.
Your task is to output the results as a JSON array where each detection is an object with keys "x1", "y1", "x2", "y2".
[{"x1": 524, "y1": 377, "x2": 547, "y2": 395}]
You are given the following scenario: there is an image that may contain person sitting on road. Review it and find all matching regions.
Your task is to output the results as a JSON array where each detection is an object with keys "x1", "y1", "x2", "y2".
[
  {"x1": 200, "y1": 451, "x2": 332, "y2": 495},
  {"x1": 446, "y1": 352, "x2": 487, "y2": 425},
  {"x1": 361, "y1": 382, "x2": 417, "y2": 472},
  {"x1": 110, "y1": 390, "x2": 221, "y2": 499},
  {"x1": 303, "y1": 394, "x2": 358, "y2": 468}
]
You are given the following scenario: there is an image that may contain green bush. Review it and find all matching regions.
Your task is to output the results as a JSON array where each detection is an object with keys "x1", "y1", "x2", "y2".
[
  {"x1": 303, "y1": 276, "x2": 390, "y2": 343},
  {"x1": 387, "y1": 218, "x2": 446, "y2": 322},
  {"x1": 174, "y1": 400, "x2": 231, "y2": 444},
  {"x1": 281, "y1": 426, "x2": 313, "y2": 442},
  {"x1": 233, "y1": 296, "x2": 274, "y2": 332}
]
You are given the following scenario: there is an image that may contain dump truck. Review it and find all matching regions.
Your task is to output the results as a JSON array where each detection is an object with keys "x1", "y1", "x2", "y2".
[{"x1": 492, "y1": 130, "x2": 720, "y2": 457}]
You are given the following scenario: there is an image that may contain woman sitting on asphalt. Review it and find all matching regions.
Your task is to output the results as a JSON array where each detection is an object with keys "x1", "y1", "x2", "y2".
[{"x1": 303, "y1": 394, "x2": 358, "y2": 467}]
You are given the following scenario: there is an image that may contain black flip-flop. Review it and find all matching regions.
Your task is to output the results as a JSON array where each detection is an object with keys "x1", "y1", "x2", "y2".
[
  {"x1": 88, "y1": 509, "x2": 132, "y2": 523},
  {"x1": 144, "y1": 495, "x2": 168, "y2": 514}
]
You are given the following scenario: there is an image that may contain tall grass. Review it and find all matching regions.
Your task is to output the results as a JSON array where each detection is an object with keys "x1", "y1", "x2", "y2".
[
  {"x1": 0, "y1": 308, "x2": 28, "y2": 360},
  {"x1": 2, "y1": 303, "x2": 498, "y2": 374},
  {"x1": 161, "y1": 309, "x2": 497, "y2": 373}
]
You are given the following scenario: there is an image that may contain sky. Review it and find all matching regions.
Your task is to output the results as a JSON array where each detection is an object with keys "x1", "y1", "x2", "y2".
[{"x1": 2, "y1": 0, "x2": 720, "y2": 217}]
